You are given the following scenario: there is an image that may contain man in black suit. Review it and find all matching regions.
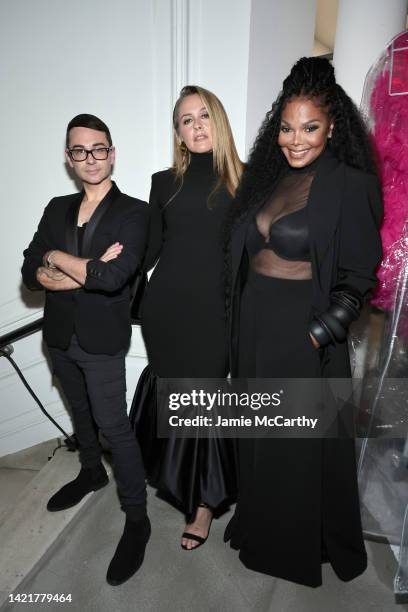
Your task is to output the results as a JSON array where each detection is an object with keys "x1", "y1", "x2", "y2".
[{"x1": 22, "y1": 114, "x2": 150, "y2": 586}]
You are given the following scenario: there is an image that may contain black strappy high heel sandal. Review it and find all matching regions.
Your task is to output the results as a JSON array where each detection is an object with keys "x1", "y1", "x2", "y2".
[{"x1": 181, "y1": 502, "x2": 213, "y2": 550}]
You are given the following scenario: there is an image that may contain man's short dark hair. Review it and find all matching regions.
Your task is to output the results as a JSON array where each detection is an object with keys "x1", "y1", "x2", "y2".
[{"x1": 66, "y1": 114, "x2": 112, "y2": 148}]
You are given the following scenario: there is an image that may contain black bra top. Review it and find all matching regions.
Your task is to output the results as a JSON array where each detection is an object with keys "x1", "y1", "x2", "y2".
[
  {"x1": 247, "y1": 206, "x2": 310, "y2": 262},
  {"x1": 246, "y1": 168, "x2": 315, "y2": 263}
]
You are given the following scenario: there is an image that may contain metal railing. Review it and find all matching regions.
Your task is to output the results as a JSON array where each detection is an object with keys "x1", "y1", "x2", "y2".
[{"x1": 0, "y1": 317, "x2": 43, "y2": 350}]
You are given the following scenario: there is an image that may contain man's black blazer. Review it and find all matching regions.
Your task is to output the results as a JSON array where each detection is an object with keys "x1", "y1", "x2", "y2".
[{"x1": 22, "y1": 182, "x2": 148, "y2": 354}]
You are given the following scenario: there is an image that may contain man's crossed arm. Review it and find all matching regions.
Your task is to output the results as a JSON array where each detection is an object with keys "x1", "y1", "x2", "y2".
[{"x1": 36, "y1": 243, "x2": 123, "y2": 291}]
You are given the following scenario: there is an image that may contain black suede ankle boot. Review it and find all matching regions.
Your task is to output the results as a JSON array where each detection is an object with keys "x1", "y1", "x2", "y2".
[
  {"x1": 47, "y1": 464, "x2": 109, "y2": 512},
  {"x1": 106, "y1": 515, "x2": 151, "y2": 586}
]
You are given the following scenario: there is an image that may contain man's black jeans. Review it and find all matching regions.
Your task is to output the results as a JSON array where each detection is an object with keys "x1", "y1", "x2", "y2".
[{"x1": 48, "y1": 335, "x2": 146, "y2": 520}]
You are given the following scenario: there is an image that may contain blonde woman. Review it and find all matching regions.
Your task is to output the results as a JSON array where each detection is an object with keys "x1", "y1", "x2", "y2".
[{"x1": 134, "y1": 85, "x2": 243, "y2": 549}]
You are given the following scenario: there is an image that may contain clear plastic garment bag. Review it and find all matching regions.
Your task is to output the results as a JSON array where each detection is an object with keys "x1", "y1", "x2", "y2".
[{"x1": 355, "y1": 29, "x2": 408, "y2": 599}]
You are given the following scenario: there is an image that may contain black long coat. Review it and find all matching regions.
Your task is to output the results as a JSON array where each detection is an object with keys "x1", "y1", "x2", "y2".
[
  {"x1": 227, "y1": 149, "x2": 383, "y2": 587},
  {"x1": 229, "y1": 150, "x2": 383, "y2": 377}
]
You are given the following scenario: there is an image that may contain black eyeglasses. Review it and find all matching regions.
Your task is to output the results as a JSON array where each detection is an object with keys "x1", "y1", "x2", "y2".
[{"x1": 67, "y1": 147, "x2": 113, "y2": 162}]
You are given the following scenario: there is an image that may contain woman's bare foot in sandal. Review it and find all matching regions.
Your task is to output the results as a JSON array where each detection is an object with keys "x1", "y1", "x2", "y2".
[{"x1": 181, "y1": 503, "x2": 213, "y2": 550}]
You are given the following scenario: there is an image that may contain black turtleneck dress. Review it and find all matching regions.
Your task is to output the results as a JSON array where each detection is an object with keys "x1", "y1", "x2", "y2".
[{"x1": 137, "y1": 152, "x2": 236, "y2": 514}]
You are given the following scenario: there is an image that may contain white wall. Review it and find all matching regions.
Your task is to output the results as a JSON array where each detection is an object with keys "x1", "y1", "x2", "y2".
[
  {"x1": 333, "y1": 0, "x2": 408, "y2": 104},
  {"x1": 245, "y1": 0, "x2": 317, "y2": 152},
  {"x1": 185, "y1": 0, "x2": 251, "y2": 158},
  {"x1": 0, "y1": 0, "x2": 156, "y2": 455},
  {"x1": 0, "y1": 0, "x2": 254, "y2": 456},
  {"x1": 0, "y1": 0, "x2": 155, "y2": 337},
  {"x1": 315, "y1": 0, "x2": 339, "y2": 51},
  {"x1": 150, "y1": 0, "x2": 251, "y2": 167}
]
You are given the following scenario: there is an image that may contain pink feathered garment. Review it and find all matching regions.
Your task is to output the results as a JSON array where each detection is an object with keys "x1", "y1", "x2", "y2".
[{"x1": 369, "y1": 65, "x2": 408, "y2": 313}]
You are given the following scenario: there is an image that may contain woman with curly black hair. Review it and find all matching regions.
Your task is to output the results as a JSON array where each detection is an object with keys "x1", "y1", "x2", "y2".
[{"x1": 224, "y1": 57, "x2": 383, "y2": 587}]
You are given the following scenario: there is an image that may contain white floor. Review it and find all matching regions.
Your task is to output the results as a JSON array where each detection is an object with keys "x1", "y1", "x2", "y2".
[{"x1": 0, "y1": 441, "x2": 407, "y2": 612}]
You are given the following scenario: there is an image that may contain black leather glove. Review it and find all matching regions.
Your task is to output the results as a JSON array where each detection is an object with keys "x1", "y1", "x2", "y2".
[{"x1": 309, "y1": 286, "x2": 363, "y2": 348}]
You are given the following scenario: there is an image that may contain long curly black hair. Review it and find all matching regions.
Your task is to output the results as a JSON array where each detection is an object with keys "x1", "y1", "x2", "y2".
[{"x1": 223, "y1": 56, "x2": 378, "y2": 311}]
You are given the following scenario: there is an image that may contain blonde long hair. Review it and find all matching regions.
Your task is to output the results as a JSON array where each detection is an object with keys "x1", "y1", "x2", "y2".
[{"x1": 172, "y1": 85, "x2": 243, "y2": 198}]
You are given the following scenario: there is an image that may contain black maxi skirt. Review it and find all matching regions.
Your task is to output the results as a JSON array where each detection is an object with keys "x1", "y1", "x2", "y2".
[
  {"x1": 129, "y1": 279, "x2": 237, "y2": 517},
  {"x1": 228, "y1": 271, "x2": 367, "y2": 587}
]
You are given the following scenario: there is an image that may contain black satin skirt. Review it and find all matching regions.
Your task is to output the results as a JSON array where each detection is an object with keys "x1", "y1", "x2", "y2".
[{"x1": 129, "y1": 365, "x2": 237, "y2": 516}]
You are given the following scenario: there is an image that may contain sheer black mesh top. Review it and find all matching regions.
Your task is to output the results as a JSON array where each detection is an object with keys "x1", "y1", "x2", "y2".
[{"x1": 246, "y1": 165, "x2": 317, "y2": 280}]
